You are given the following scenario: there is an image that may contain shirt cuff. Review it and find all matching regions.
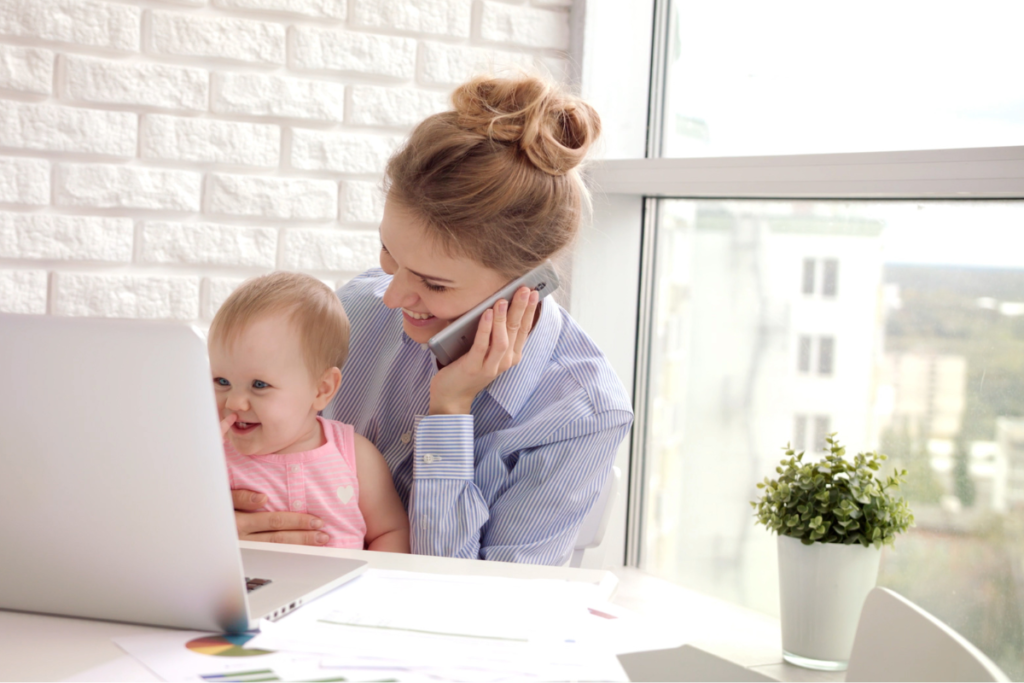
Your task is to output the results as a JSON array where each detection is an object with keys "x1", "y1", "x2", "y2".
[{"x1": 413, "y1": 414, "x2": 474, "y2": 480}]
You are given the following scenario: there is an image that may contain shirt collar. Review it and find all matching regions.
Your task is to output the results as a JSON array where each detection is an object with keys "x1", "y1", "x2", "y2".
[{"x1": 482, "y1": 297, "x2": 562, "y2": 420}]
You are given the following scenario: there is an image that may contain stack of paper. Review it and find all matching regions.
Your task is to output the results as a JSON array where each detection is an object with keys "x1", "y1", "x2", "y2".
[{"x1": 114, "y1": 569, "x2": 676, "y2": 682}]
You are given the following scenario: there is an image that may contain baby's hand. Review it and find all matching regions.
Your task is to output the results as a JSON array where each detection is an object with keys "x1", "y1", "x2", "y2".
[{"x1": 220, "y1": 413, "x2": 237, "y2": 437}]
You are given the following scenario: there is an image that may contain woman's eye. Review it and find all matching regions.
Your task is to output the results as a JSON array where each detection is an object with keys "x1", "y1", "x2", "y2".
[
  {"x1": 422, "y1": 280, "x2": 448, "y2": 293},
  {"x1": 379, "y1": 245, "x2": 397, "y2": 275},
  {"x1": 252, "y1": 380, "x2": 269, "y2": 389},
  {"x1": 214, "y1": 377, "x2": 230, "y2": 387}
]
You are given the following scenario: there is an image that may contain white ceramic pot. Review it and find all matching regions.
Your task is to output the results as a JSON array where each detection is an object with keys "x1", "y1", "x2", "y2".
[{"x1": 777, "y1": 534, "x2": 883, "y2": 671}]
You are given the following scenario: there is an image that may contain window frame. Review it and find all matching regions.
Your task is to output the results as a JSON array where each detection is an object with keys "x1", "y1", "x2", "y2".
[
  {"x1": 589, "y1": 148, "x2": 1024, "y2": 568},
  {"x1": 571, "y1": 0, "x2": 1024, "y2": 570}
]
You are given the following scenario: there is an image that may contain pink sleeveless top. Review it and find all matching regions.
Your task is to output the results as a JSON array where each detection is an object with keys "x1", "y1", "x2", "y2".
[{"x1": 224, "y1": 416, "x2": 366, "y2": 549}]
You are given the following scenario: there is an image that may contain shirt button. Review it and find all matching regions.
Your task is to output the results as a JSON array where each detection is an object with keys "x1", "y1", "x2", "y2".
[
  {"x1": 401, "y1": 432, "x2": 411, "y2": 444},
  {"x1": 423, "y1": 454, "x2": 435, "y2": 464},
  {"x1": 290, "y1": 465, "x2": 300, "y2": 473},
  {"x1": 292, "y1": 501, "x2": 304, "y2": 511}
]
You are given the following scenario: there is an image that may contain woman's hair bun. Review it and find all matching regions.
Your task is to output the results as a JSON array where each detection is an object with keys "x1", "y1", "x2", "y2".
[{"x1": 451, "y1": 74, "x2": 601, "y2": 176}]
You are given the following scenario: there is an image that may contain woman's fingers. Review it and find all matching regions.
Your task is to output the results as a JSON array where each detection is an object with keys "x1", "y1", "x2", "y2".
[
  {"x1": 511, "y1": 289, "x2": 540, "y2": 358},
  {"x1": 426, "y1": 288, "x2": 542, "y2": 415},
  {"x1": 465, "y1": 307, "x2": 494, "y2": 364},
  {"x1": 485, "y1": 299, "x2": 511, "y2": 371},
  {"x1": 232, "y1": 488, "x2": 268, "y2": 511},
  {"x1": 244, "y1": 529, "x2": 330, "y2": 546},
  {"x1": 231, "y1": 489, "x2": 328, "y2": 545},
  {"x1": 233, "y1": 508, "x2": 328, "y2": 545}
]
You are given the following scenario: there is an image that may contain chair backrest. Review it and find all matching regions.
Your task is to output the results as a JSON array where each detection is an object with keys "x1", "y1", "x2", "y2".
[
  {"x1": 846, "y1": 587, "x2": 1009, "y2": 682},
  {"x1": 570, "y1": 466, "x2": 621, "y2": 567}
]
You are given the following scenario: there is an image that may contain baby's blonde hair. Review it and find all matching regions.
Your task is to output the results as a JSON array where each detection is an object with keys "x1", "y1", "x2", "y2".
[{"x1": 209, "y1": 272, "x2": 350, "y2": 378}]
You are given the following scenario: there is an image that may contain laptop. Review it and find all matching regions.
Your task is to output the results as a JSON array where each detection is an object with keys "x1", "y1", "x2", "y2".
[{"x1": 0, "y1": 313, "x2": 367, "y2": 633}]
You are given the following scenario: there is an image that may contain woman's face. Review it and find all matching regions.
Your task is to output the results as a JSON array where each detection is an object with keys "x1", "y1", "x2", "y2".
[{"x1": 379, "y1": 199, "x2": 508, "y2": 345}]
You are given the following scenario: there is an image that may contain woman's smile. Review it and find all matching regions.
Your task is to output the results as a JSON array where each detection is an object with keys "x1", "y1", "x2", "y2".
[
  {"x1": 402, "y1": 308, "x2": 435, "y2": 321},
  {"x1": 402, "y1": 309, "x2": 442, "y2": 330}
]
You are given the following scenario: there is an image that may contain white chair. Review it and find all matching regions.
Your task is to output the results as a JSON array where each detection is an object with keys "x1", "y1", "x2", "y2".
[
  {"x1": 846, "y1": 587, "x2": 1009, "y2": 682},
  {"x1": 570, "y1": 466, "x2": 621, "y2": 567}
]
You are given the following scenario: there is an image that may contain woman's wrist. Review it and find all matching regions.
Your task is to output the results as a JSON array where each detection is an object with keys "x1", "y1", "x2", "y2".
[{"x1": 427, "y1": 396, "x2": 473, "y2": 415}]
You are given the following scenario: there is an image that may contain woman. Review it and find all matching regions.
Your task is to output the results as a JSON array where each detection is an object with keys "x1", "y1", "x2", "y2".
[{"x1": 233, "y1": 74, "x2": 633, "y2": 565}]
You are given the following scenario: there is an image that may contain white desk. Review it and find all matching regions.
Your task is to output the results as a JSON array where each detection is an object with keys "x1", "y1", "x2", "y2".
[{"x1": 0, "y1": 542, "x2": 841, "y2": 682}]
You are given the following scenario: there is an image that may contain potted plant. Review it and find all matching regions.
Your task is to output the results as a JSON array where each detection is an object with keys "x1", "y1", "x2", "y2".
[{"x1": 751, "y1": 433, "x2": 914, "y2": 671}]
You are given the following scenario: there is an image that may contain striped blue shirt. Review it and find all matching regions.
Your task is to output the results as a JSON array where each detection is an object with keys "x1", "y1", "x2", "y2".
[{"x1": 326, "y1": 269, "x2": 633, "y2": 565}]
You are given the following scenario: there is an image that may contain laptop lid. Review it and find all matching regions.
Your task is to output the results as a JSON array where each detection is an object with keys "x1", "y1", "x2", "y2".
[{"x1": 0, "y1": 314, "x2": 365, "y2": 633}]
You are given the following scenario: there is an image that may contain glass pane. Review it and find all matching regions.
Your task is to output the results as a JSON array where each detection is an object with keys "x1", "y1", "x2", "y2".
[
  {"x1": 661, "y1": 1, "x2": 1024, "y2": 157},
  {"x1": 642, "y1": 199, "x2": 1024, "y2": 678}
]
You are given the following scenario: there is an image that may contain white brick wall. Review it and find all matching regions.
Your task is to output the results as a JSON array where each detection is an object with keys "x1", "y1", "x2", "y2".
[
  {"x1": 0, "y1": 45, "x2": 54, "y2": 94},
  {"x1": 0, "y1": 157, "x2": 50, "y2": 205},
  {"x1": 0, "y1": 0, "x2": 574, "y2": 323},
  {"x1": 63, "y1": 55, "x2": 209, "y2": 112}
]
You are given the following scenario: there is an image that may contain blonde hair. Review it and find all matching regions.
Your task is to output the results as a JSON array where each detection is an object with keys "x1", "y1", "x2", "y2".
[
  {"x1": 385, "y1": 74, "x2": 601, "y2": 279},
  {"x1": 209, "y1": 272, "x2": 350, "y2": 378}
]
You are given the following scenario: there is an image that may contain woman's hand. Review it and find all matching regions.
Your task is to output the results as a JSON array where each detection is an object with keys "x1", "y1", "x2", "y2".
[
  {"x1": 232, "y1": 489, "x2": 330, "y2": 546},
  {"x1": 429, "y1": 286, "x2": 540, "y2": 415}
]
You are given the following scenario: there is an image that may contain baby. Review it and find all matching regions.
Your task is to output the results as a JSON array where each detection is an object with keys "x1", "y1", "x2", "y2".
[{"x1": 208, "y1": 271, "x2": 409, "y2": 552}]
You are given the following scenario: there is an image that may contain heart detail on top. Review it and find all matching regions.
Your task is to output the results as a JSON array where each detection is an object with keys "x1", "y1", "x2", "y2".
[{"x1": 336, "y1": 485, "x2": 354, "y2": 504}]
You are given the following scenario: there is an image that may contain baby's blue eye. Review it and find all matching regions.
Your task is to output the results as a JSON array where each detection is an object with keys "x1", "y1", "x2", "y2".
[
  {"x1": 214, "y1": 377, "x2": 230, "y2": 387},
  {"x1": 252, "y1": 380, "x2": 269, "y2": 389}
]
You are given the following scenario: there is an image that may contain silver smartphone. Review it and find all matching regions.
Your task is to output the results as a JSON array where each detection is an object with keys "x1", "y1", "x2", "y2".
[{"x1": 427, "y1": 260, "x2": 561, "y2": 366}]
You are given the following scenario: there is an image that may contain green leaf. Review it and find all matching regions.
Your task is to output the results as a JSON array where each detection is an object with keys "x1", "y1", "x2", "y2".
[{"x1": 751, "y1": 433, "x2": 913, "y2": 547}]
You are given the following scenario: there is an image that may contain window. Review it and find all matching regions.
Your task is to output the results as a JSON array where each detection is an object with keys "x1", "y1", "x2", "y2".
[
  {"x1": 818, "y1": 337, "x2": 835, "y2": 376},
  {"x1": 822, "y1": 259, "x2": 839, "y2": 298},
  {"x1": 800, "y1": 258, "x2": 839, "y2": 298},
  {"x1": 659, "y1": 1, "x2": 1024, "y2": 158},
  {"x1": 813, "y1": 416, "x2": 831, "y2": 452},
  {"x1": 796, "y1": 336, "x2": 835, "y2": 376},
  {"x1": 636, "y1": 199, "x2": 1024, "y2": 668},
  {"x1": 582, "y1": 1, "x2": 1024, "y2": 676}
]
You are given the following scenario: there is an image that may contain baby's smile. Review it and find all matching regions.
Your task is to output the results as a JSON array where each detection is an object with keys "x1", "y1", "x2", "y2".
[{"x1": 233, "y1": 420, "x2": 260, "y2": 434}]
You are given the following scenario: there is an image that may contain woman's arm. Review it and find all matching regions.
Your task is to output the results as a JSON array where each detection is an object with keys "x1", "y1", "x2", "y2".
[
  {"x1": 355, "y1": 433, "x2": 411, "y2": 553},
  {"x1": 409, "y1": 410, "x2": 632, "y2": 564}
]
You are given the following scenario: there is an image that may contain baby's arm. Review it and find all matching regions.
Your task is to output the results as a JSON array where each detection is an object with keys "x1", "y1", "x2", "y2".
[{"x1": 354, "y1": 434, "x2": 410, "y2": 553}]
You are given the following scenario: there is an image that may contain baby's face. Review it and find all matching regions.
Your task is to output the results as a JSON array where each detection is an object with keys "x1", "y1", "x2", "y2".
[{"x1": 209, "y1": 313, "x2": 323, "y2": 456}]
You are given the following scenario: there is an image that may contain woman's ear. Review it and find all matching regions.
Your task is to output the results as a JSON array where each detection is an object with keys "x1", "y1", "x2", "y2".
[{"x1": 313, "y1": 367, "x2": 342, "y2": 411}]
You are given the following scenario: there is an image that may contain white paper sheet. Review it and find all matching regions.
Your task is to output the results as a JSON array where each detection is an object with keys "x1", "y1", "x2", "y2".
[
  {"x1": 247, "y1": 569, "x2": 626, "y2": 681},
  {"x1": 114, "y1": 570, "x2": 634, "y2": 682}
]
